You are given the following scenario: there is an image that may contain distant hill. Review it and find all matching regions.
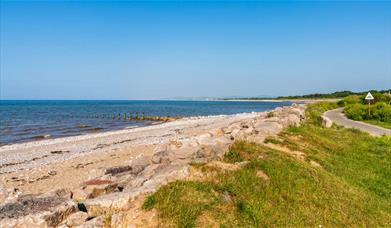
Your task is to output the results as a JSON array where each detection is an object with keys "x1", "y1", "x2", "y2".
[{"x1": 220, "y1": 89, "x2": 391, "y2": 100}]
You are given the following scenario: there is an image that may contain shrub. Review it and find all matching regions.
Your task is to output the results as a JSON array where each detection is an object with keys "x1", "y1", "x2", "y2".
[
  {"x1": 339, "y1": 95, "x2": 363, "y2": 106},
  {"x1": 344, "y1": 104, "x2": 367, "y2": 121},
  {"x1": 345, "y1": 102, "x2": 391, "y2": 123}
]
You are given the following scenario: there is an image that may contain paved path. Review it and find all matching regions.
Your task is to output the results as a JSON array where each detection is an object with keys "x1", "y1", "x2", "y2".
[{"x1": 324, "y1": 108, "x2": 391, "y2": 136}]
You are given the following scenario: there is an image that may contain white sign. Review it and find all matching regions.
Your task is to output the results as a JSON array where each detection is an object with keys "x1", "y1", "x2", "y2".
[{"x1": 365, "y1": 92, "x2": 374, "y2": 100}]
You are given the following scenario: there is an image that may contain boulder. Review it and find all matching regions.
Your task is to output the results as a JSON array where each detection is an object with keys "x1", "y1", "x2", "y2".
[
  {"x1": 64, "y1": 211, "x2": 89, "y2": 227},
  {"x1": 254, "y1": 122, "x2": 283, "y2": 135},
  {"x1": 287, "y1": 114, "x2": 301, "y2": 126},
  {"x1": 0, "y1": 190, "x2": 76, "y2": 227},
  {"x1": 321, "y1": 116, "x2": 333, "y2": 128},
  {"x1": 192, "y1": 144, "x2": 228, "y2": 163},
  {"x1": 81, "y1": 192, "x2": 136, "y2": 217}
]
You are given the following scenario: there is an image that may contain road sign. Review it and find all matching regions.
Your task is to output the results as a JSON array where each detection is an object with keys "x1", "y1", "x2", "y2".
[
  {"x1": 365, "y1": 92, "x2": 374, "y2": 116},
  {"x1": 365, "y1": 92, "x2": 374, "y2": 100}
]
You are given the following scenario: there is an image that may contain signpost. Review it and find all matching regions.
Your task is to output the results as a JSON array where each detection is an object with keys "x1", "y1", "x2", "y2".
[{"x1": 365, "y1": 92, "x2": 374, "y2": 116}]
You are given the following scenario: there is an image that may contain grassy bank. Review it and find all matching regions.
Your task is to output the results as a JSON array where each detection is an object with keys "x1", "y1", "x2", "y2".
[{"x1": 143, "y1": 102, "x2": 391, "y2": 227}]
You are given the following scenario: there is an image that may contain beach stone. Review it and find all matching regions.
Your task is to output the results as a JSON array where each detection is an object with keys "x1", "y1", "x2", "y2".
[
  {"x1": 127, "y1": 164, "x2": 162, "y2": 189},
  {"x1": 0, "y1": 190, "x2": 77, "y2": 227},
  {"x1": 168, "y1": 146, "x2": 198, "y2": 161},
  {"x1": 64, "y1": 211, "x2": 89, "y2": 227},
  {"x1": 84, "y1": 182, "x2": 119, "y2": 199},
  {"x1": 141, "y1": 164, "x2": 189, "y2": 192},
  {"x1": 105, "y1": 165, "x2": 132, "y2": 175},
  {"x1": 321, "y1": 116, "x2": 333, "y2": 128},
  {"x1": 255, "y1": 122, "x2": 283, "y2": 135},
  {"x1": 81, "y1": 192, "x2": 136, "y2": 217},
  {"x1": 287, "y1": 114, "x2": 301, "y2": 126},
  {"x1": 192, "y1": 145, "x2": 226, "y2": 163}
]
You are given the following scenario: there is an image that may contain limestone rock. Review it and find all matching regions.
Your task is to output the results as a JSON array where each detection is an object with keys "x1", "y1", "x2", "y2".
[
  {"x1": 287, "y1": 114, "x2": 300, "y2": 126},
  {"x1": 0, "y1": 190, "x2": 76, "y2": 227},
  {"x1": 254, "y1": 121, "x2": 283, "y2": 135},
  {"x1": 321, "y1": 116, "x2": 333, "y2": 128},
  {"x1": 81, "y1": 192, "x2": 136, "y2": 217},
  {"x1": 105, "y1": 165, "x2": 132, "y2": 175},
  {"x1": 64, "y1": 211, "x2": 89, "y2": 227}
]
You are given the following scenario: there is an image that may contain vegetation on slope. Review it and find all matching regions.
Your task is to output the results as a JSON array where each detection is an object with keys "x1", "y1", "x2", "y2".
[{"x1": 143, "y1": 102, "x2": 391, "y2": 227}]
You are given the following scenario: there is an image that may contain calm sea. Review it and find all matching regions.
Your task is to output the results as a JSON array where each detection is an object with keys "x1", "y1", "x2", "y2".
[{"x1": 0, "y1": 100, "x2": 291, "y2": 145}]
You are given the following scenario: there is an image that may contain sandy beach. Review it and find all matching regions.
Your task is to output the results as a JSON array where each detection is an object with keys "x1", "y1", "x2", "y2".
[{"x1": 0, "y1": 111, "x2": 265, "y2": 193}]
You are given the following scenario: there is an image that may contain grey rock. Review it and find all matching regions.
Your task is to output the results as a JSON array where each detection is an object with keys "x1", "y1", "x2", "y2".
[
  {"x1": 0, "y1": 190, "x2": 76, "y2": 227},
  {"x1": 321, "y1": 115, "x2": 333, "y2": 128},
  {"x1": 65, "y1": 211, "x2": 89, "y2": 227}
]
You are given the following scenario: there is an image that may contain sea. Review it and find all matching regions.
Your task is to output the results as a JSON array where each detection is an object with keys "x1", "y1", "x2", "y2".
[{"x1": 0, "y1": 100, "x2": 292, "y2": 145}]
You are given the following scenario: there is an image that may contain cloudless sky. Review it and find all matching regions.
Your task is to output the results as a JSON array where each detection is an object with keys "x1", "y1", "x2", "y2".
[{"x1": 1, "y1": 1, "x2": 390, "y2": 100}]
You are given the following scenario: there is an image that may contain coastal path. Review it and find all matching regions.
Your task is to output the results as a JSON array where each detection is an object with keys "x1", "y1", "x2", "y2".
[{"x1": 324, "y1": 108, "x2": 391, "y2": 136}]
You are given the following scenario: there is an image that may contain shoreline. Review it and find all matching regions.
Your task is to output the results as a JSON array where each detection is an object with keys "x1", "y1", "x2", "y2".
[
  {"x1": 0, "y1": 112, "x2": 259, "y2": 150},
  {"x1": 0, "y1": 103, "x2": 306, "y2": 227},
  {"x1": 0, "y1": 111, "x2": 272, "y2": 174}
]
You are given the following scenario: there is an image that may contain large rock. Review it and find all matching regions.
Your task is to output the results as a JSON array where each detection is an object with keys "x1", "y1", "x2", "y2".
[
  {"x1": 81, "y1": 192, "x2": 136, "y2": 217},
  {"x1": 64, "y1": 211, "x2": 89, "y2": 227},
  {"x1": 287, "y1": 114, "x2": 301, "y2": 126},
  {"x1": 321, "y1": 116, "x2": 333, "y2": 128},
  {"x1": 0, "y1": 189, "x2": 76, "y2": 227},
  {"x1": 254, "y1": 121, "x2": 283, "y2": 135}
]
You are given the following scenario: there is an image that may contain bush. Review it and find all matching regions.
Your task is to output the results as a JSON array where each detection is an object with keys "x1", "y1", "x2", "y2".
[
  {"x1": 344, "y1": 102, "x2": 391, "y2": 123},
  {"x1": 372, "y1": 102, "x2": 391, "y2": 122},
  {"x1": 338, "y1": 95, "x2": 363, "y2": 106},
  {"x1": 344, "y1": 104, "x2": 367, "y2": 121}
]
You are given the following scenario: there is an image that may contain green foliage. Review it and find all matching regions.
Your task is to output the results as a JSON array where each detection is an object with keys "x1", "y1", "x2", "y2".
[
  {"x1": 338, "y1": 92, "x2": 391, "y2": 128},
  {"x1": 338, "y1": 95, "x2": 363, "y2": 106},
  {"x1": 344, "y1": 103, "x2": 367, "y2": 121},
  {"x1": 344, "y1": 102, "x2": 391, "y2": 125},
  {"x1": 266, "y1": 112, "x2": 274, "y2": 118}
]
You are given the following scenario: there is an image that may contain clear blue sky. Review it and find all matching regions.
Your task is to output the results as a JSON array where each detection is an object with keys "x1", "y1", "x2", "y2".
[{"x1": 1, "y1": 1, "x2": 390, "y2": 100}]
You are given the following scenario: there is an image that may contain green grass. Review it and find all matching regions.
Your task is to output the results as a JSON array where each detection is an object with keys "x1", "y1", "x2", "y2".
[{"x1": 143, "y1": 102, "x2": 391, "y2": 227}]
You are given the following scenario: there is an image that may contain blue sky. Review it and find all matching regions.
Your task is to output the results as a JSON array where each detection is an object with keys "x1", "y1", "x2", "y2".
[{"x1": 1, "y1": 1, "x2": 390, "y2": 100}]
